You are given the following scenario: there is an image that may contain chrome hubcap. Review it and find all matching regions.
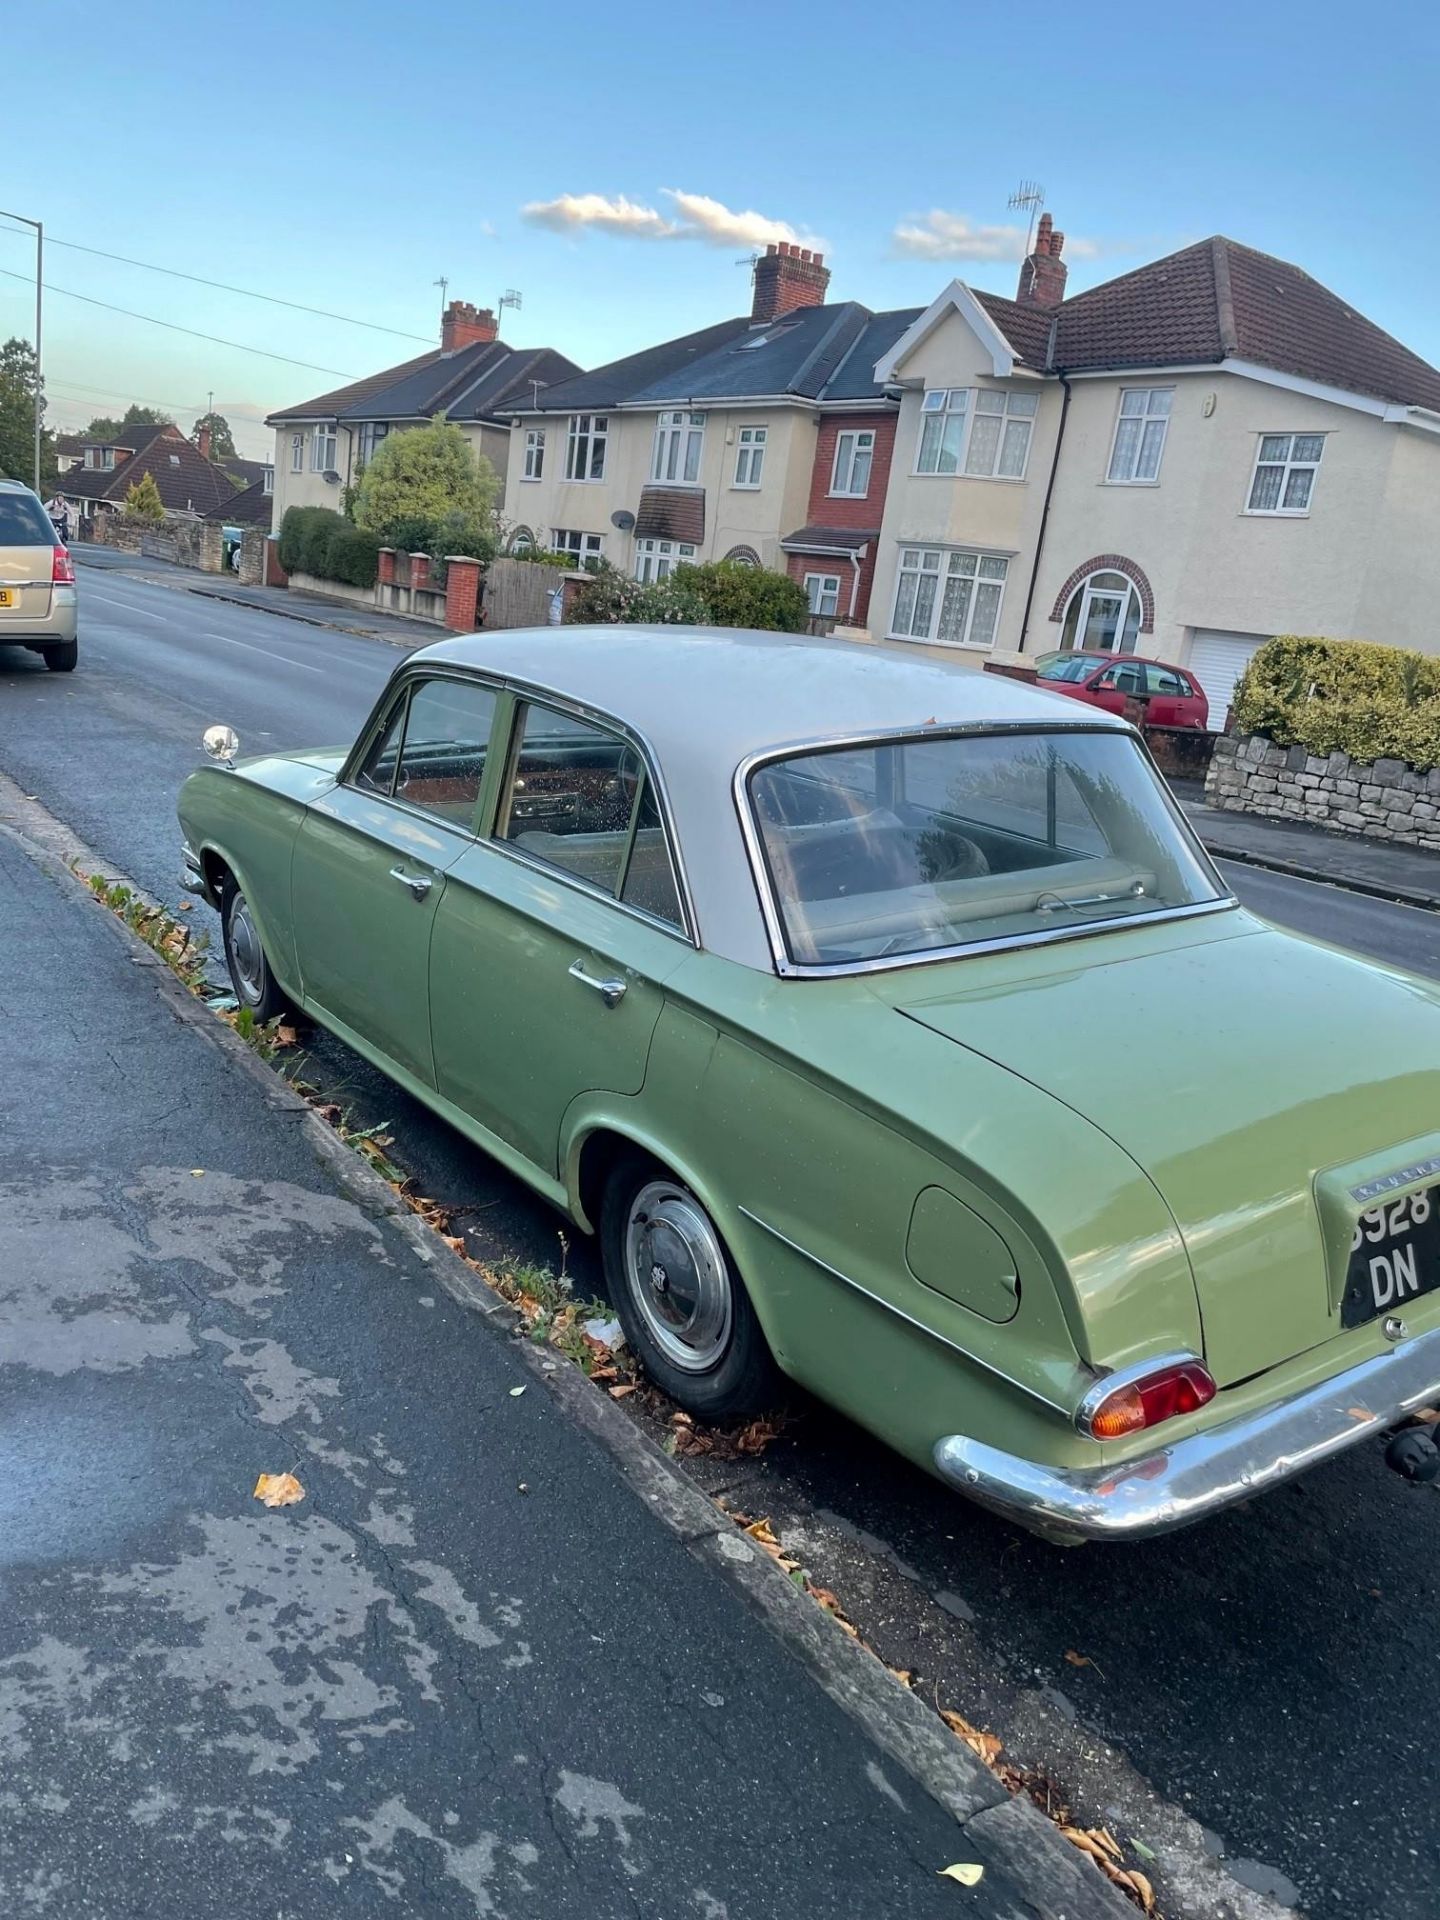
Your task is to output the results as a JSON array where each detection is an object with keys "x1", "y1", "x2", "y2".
[
  {"x1": 624, "y1": 1180, "x2": 732, "y2": 1372},
  {"x1": 227, "y1": 893, "x2": 264, "y2": 1003}
]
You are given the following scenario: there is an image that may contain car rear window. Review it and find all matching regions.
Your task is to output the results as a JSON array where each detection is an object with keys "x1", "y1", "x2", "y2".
[
  {"x1": 748, "y1": 729, "x2": 1225, "y2": 967},
  {"x1": 0, "y1": 494, "x2": 56, "y2": 544}
]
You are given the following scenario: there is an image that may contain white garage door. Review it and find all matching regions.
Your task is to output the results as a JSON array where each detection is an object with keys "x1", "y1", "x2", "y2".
[{"x1": 1187, "y1": 629, "x2": 1268, "y2": 731}]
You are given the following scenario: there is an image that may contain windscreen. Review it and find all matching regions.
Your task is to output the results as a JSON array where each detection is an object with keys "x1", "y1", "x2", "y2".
[
  {"x1": 1035, "y1": 654, "x2": 1101, "y2": 684},
  {"x1": 749, "y1": 729, "x2": 1224, "y2": 966},
  {"x1": 0, "y1": 493, "x2": 55, "y2": 544}
]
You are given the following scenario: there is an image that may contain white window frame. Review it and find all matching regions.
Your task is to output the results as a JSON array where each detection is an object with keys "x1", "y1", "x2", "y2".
[
  {"x1": 564, "y1": 414, "x2": 608, "y2": 482},
  {"x1": 1060, "y1": 570, "x2": 1144, "y2": 655},
  {"x1": 804, "y1": 572, "x2": 842, "y2": 618},
  {"x1": 290, "y1": 433, "x2": 304, "y2": 473},
  {"x1": 1245, "y1": 432, "x2": 1325, "y2": 516},
  {"x1": 634, "y1": 537, "x2": 696, "y2": 583},
  {"x1": 262, "y1": 466, "x2": 274, "y2": 495},
  {"x1": 1106, "y1": 388, "x2": 1172, "y2": 484},
  {"x1": 552, "y1": 528, "x2": 604, "y2": 567},
  {"x1": 830, "y1": 429, "x2": 875, "y2": 498},
  {"x1": 357, "y1": 421, "x2": 389, "y2": 466},
  {"x1": 732, "y1": 425, "x2": 767, "y2": 489},
  {"x1": 310, "y1": 423, "x2": 337, "y2": 473},
  {"x1": 888, "y1": 546, "x2": 1009, "y2": 650},
  {"x1": 915, "y1": 387, "x2": 1036, "y2": 480},
  {"x1": 652, "y1": 410, "x2": 706, "y2": 485},
  {"x1": 523, "y1": 428, "x2": 545, "y2": 481}
]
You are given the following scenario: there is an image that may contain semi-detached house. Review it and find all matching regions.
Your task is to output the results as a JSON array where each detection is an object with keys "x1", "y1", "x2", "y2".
[{"x1": 869, "y1": 215, "x2": 1440, "y2": 721}]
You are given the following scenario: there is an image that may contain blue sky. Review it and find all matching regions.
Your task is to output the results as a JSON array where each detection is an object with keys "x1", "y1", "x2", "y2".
[{"x1": 5, "y1": 0, "x2": 1437, "y2": 459}]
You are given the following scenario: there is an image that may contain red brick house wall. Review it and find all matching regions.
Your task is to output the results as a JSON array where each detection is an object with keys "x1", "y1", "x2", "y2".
[{"x1": 783, "y1": 409, "x2": 898, "y2": 626}]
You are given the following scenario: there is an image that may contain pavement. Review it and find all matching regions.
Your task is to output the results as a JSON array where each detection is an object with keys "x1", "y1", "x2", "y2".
[{"x1": 0, "y1": 805, "x2": 1078, "y2": 1920}]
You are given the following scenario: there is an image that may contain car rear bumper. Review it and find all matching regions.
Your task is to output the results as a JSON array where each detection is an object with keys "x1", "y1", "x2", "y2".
[
  {"x1": 933, "y1": 1324, "x2": 1440, "y2": 1542},
  {"x1": 0, "y1": 586, "x2": 77, "y2": 646}
]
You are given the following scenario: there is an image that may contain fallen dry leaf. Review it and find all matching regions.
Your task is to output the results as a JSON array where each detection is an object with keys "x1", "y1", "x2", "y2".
[
  {"x1": 937, "y1": 1862, "x2": 984, "y2": 1886},
  {"x1": 1091, "y1": 1828, "x2": 1124, "y2": 1863},
  {"x1": 608, "y1": 1382, "x2": 638, "y2": 1400},
  {"x1": 253, "y1": 1471, "x2": 304, "y2": 1509},
  {"x1": 1064, "y1": 1649, "x2": 1104, "y2": 1678},
  {"x1": 1127, "y1": 1869, "x2": 1156, "y2": 1913},
  {"x1": 273, "y1": 1024, "x2": 299, "y2": 1048},
  {"x1": 940, "y1": 1708, "x2": 1003, "y2": 1767},
  {"x1": 508, "y1": 1385, "x2": 526, "y2": 1398}
]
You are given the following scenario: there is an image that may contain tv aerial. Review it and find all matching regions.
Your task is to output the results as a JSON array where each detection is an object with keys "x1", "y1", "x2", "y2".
[{"x1": 1007, "y1": 180, "x2": 1046, "y2": 255}]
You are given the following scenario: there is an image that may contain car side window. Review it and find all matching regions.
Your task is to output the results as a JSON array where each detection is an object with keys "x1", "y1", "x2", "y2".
[
  {"x1": 1145, "y1": 665, "x2": 1185, "y2": 696},
  {"x1": 392, "y1": 679, "x2": 499, "y2": 827},
  {"x1": 1100, "y1": 664, "x2": 1143, "y2": 695},
  {"x1": 355, "y1": 694, "x2": 409, "y2": 796},
  {"x1": 498, "y1": 701, "x2": 685, "y2": 929}
]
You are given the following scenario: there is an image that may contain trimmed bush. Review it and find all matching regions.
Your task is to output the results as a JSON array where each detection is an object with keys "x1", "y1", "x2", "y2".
[
  {"x1": 276, "y1": 506, "x2": 379, "y2": 589},
  {"x1": 1233, "y1": 634, "x2": 1440, "y2": 770},
  {"x1": 567, "y1": 558, "x2": 810, "y2": 632}
]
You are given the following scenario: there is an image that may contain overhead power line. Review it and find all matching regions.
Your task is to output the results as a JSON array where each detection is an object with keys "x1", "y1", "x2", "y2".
[
  {"x1": 0, "y1": 267, "x2": 357, "y2": 377},
  {"x1": 0, "y1": 221, "x2": 436, "y2": 346}
]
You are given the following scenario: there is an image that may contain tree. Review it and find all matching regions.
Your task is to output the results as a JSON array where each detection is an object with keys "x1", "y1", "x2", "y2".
[
  {"x1": 191, "y1": 411, "x2": 237, "y2": 461},
  {"x1": 84, "y1": 403, "x2": 173, "y2": 442},
  {"x1": 353, "y1": 416, "x2": 499, "y2": 548},
  {"x1": 0, "y1": 337, "x2": 54, "y2": 487},
  {"x1": 123, "y1": 472, "x2": 166, "y2": 523}
]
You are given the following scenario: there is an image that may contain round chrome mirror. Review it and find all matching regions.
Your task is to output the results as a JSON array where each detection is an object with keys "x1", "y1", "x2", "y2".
[{"x1": 202, "y1": 723, "x2": 240, "y2": 765}]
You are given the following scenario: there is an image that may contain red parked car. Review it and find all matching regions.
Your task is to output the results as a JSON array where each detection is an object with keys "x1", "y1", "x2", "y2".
[{"x1": 1034, "y1": 651, "x2": 1210, "y2": 730}]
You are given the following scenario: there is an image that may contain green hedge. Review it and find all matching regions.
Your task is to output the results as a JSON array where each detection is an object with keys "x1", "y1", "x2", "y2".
[
  {"x1": 277, "y1": 507, "x2": 380, "y2": 590},
  {"x1": 1233, "y1": 634, "x2": 1440, "y2": 770},
  {"x1": 567, "y1": 559, "x2": 809, "y2": 632}
]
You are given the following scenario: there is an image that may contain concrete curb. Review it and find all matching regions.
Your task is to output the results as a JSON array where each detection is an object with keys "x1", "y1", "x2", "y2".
[
  {"x1": 0, "y1": 774, "x2": 1134, "y2": 1920},
  {"x1": 1201, "y1": 836, "x2": 1440, "y2": 913}
]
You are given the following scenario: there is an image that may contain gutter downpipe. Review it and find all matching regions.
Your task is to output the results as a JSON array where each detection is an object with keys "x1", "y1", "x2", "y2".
[{"x1": 1017, "y1": 315, "x2": 1069, "y2": 655}]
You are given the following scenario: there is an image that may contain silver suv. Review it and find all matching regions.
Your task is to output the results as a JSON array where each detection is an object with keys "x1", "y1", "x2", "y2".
[{"x1": 0, "y1": 479, "x2": 77, "y2": 672}]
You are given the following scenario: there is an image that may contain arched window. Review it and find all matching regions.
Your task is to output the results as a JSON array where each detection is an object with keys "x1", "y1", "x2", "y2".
[
  {"x1": 507, "y1": 525, "x2": 535, "y2": 555},
  {"x1": 723, "y1": 545, "x2": 760, "y2": 568},
  {"x1": 1060, "y1": 569, "x2": 1143, "y2": 654}
]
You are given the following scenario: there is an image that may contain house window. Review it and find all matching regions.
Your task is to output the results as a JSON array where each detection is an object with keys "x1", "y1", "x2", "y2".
[
  {"x1": 565, "y1": 414, "x2": 608, "y2": 481},
  {"x1": 916, "y1": 388, "x2": 1036, "y2": 479},
  {"x1": 310, "y1": 424, "x2": 337, "y2": 473},
  {"x1": 831, "y1": 429, "x2": 875, "y2": 497},
  {"x1": 290, "y1": 433, "x2": 304, "y2": 473},
  {"x1": 1107, "y1": 389, "x2": 1172, "y2": 483},
  {"x1": 733, "y1": 426, "x2": 766, "y2": 488},
  {"x1": 508, "y1": 525, "x2": 535, "y2": 554},
  {"x1": 634, "y1": 538, "x2": 696, "y2": 583},
  {"x1": 263, "y1": 467, "x2": 274, "y2": 495},
  {"x1": 1246, "y1": 433, "x2": 1325, "y2": 514},
  {"x1": 523, "y1": 429, "x2": 545, "y2": 481},
  {"x1": 723, "y1": 545, "x2": 760, "y2": 567},
  {"x1": 1059, "y1": 569, "x2": 1144, "y2": 653},
  {"x1": 552, "y1": 528, "x2": 604, "y2": 569},
  {"x1": 804, "y1": 572, "x2": 842, "y2": 618},
  {"x1": 890, "y1": 547, "x2": 1008, "y2": 648},
  {"x1": 652, "y1": 410, "x2": 706, "y2": 484},
  {"x1": 357, "y1": 421, "x2": 389, "y2": 465}
]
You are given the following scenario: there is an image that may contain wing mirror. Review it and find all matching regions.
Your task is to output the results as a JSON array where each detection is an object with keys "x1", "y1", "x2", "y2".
[{"x1": 202, "y1": 724, "x2": 240, "y2": 767}]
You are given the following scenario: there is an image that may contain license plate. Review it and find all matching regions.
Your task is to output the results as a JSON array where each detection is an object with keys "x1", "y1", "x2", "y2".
[
  {"x1": 0, "y1": 589, "x2": 12, "y2": 608},
  {"x1": 1342, "y1": 1185, "x2": 1440, "y2": 1326}
]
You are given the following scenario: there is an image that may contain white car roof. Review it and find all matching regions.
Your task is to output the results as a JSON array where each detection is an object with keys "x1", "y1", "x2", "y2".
[{"x1": 411, "y1": 625, "x2": 1132, "y2": 970}]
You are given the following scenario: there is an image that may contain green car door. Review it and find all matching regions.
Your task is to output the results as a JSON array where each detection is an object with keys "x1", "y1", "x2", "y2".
[
  {"x1": 291, "y1": 675, "x2": 499, "y2": 1087},
  {"x1": 430, "y1": 697, "x2": 693, "y2": 1176}
]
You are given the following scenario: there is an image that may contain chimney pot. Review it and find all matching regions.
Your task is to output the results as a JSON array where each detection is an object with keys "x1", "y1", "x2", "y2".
[
  {"x1": 196, "y1": 423, "x2": 212, "y2": 461},
  {"x1": 1017, "y1": 210, "x2": 1068, "y2": 309},
  {"x1": 751, "y1": 238, "x2": 832, "y2": 324}
]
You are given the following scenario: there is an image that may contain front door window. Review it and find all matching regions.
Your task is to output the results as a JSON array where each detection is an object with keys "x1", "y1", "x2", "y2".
[{"x1": 1061, "y1": 569, "x2": 1143, "y2": 654}]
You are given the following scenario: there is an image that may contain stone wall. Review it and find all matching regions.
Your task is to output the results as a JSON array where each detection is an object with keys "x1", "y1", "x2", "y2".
[
  {"x1": 90, "y1": 515, "x2": 224, "y2": 572},
  {"x1": 1206, "y1": 732, "x2": 1440, "y2": 849}
]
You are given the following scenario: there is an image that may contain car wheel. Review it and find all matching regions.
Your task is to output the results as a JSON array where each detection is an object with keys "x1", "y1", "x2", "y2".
[
  {"x1": 600, "y1": 1153, "x2": 779, "y2": 1421},
  {"x1": 44, "y1": 640, "x2": 78, "y2": 673},
  {"x1": 221, "y1": 878, "x2": 292, "y2": 1022}
]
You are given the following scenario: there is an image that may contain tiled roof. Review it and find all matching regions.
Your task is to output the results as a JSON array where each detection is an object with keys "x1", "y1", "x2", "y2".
[
  {"x1": 346, "y1": 342, "x2": 585, "y2": 424},
  {"x1": 822, "y1": 309, "x2": 924, "y2": 400},
  {"x1": 634, "y1": 486, "x2": 705, "y2": 543},
  {"x1": 521, "y1": 319, "x2": 754, "y2": 413},
  {"x1": 220, "y1": 456, "x2": 269, "y2": 487},
  {"x1": 781, "y1": 524, "x2": 880, "y2": 551},
  {"x1": 266, "y1": 350, "x2": 443, "y2": 423},
  {"x1": 205, "y1": 478, "x2": 274, "y2": 525},
  {"x1": 58, "y1": 425, "x2": 237, "y2": 513}
]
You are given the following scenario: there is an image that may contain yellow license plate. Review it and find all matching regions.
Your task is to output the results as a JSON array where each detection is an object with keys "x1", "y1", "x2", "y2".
[{"x1": 0, "y1": 590, "x2": 13, "y2": 608}]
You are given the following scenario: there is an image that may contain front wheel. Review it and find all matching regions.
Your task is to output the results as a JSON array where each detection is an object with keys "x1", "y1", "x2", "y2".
[
  {"x1": 221, "y1": 878, "x2": 292, "y2": 1022},
  {"x1": 600, "y1": 1153, "x2": 779, "y2": 1421},
  {"x1": 43, "y1": 640, "x2": 78, "y2": 673}
]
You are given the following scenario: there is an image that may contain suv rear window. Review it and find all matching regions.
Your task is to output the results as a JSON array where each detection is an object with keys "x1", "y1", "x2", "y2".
[{"x1": 0, "y1": 494, "x2": 56, "y2": 544}]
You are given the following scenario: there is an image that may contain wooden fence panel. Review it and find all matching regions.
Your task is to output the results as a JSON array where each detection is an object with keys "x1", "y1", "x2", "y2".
[{"x1": 482, "y1": 559, "x2": 566, "y2": 630}]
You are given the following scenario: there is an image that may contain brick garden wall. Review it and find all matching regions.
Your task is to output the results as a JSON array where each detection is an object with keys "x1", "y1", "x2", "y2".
[{"x1": 1206, "y1": 733, "x2": 1440, "y2": 849}]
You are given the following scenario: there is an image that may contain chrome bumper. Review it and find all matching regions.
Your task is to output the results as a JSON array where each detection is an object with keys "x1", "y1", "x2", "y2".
[
  {"x1": 934, "y1": 1325, "x2": 1440, "y2": 1543},
  {"x1": 180, "y1": 844, "x2": 206, "y2": 897}
]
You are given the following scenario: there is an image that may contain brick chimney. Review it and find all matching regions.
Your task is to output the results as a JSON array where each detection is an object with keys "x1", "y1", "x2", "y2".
[
  {"x1": 196, "y1": 422, "x2": 212, "y2": 460},
  {"x1": 441, "y1": 300, "x2": 499, "y2": 352},
  {"x1": 1017, "y1": 213, "x2": 1067, "y2": 308},
  {"x1": 751, "y1": 243, "x2": 831, "y2": 325}
]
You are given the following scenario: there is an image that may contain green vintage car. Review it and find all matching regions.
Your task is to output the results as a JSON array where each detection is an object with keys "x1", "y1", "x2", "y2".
[{"x1": 178, "y1": 628, "x2": 1440, "y2": 1541}]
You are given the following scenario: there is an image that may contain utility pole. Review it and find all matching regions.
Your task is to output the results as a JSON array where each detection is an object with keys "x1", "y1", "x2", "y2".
[{"x1": 1, "y1": 208, "x2": 43, "y2": 492}]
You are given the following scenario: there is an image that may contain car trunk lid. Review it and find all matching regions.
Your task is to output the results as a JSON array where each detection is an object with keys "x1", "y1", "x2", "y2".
[
  {"x1": 0, "y1": 490, "x2": 58, "y2": 624},
  {"x1": 891, "y1": 922, "x2": 1440, "y2": 1383}
]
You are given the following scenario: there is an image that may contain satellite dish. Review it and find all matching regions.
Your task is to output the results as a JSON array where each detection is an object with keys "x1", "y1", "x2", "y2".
[{"x1": 610, "y1": 509, "x2": 636, "y2": 531}]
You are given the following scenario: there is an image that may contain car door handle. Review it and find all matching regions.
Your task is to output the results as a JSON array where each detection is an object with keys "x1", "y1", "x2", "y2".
[
  {"x1": 568, "y1": 959, "x2": 627, "y2": 1008},
  {"x1": 389, "y1": 865, "x2": 433, "y2": 901}
]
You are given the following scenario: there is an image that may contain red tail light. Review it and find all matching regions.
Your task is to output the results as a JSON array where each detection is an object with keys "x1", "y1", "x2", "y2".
[
  {"x1": 1079, "y1": 1360, "x2": 1217, "y2": 1441},
  {"x1": 52, "y1": 546, "x2": 75, "y2": 584}
]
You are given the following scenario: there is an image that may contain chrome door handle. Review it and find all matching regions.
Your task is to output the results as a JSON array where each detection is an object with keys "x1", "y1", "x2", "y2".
[
  {"x1": 389, "y1": 865, "x2": 433, "y2": 901},
  {"x1": 568, "y1": 959, "x2": 627, "y2": 1008}
]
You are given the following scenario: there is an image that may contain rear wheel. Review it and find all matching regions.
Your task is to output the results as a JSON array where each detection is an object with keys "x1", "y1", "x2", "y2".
[
  {"x1": 221, "y1": 878, "x2": 292, "y2": 1022},
  {"x1": 43, "y1": 640, "x2": 78, "y2": 673},
  {"x1": 600, "y1": 1152, "x2": 779, "y2": 1421}
]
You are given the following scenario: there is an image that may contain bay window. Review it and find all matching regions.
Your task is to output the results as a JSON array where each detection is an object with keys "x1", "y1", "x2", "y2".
[
  {"x1": 916, "y1": 388, "x2": 1035, "y2": 479},
  {"x1": 565, "y1": 414, "x2": 608, "y2": 482},
  {"x1": 652, "y1": 410, "x2": 706, "y2": 484},
  {"x1": 890, "y1": 547, "x2": 1008, "y2": 648},
  {"x1": 634, "y1": 538, "x2": 696, "y2": 582}
]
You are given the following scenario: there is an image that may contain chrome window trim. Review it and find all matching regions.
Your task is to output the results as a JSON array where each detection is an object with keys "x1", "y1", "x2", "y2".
[
  {"x1": 731, "y1": 720, "x2": 1238, "y2": 978},
  {"x1": 1073, "y1": 1350, "x2": 1206, "y2": 1437},
  {"x1": 737, "y1": 1208, "x2": 1076, "y2": 1416}
]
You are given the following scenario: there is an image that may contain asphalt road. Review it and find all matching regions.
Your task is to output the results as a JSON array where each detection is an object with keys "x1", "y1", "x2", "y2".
[{"x1": 5, "y1": 564, "x2": 1440, "y2": 1918}]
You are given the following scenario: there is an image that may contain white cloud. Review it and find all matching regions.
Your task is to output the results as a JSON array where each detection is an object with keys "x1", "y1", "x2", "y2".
[
  {"x1": 891, "y1": 210, "x2": 1099, "y2": 263},
  {"x1": 520, "y1": 188, "x2": 823, "y2": 252}
]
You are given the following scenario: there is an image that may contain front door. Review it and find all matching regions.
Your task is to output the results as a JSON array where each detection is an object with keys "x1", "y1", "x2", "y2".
[
  {"x1": 430, "y1": 699, "x2": 692, "y2": 1176},
  {"x1": 291, "y1": 675, "x2": 499, "y2": 1087}
]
